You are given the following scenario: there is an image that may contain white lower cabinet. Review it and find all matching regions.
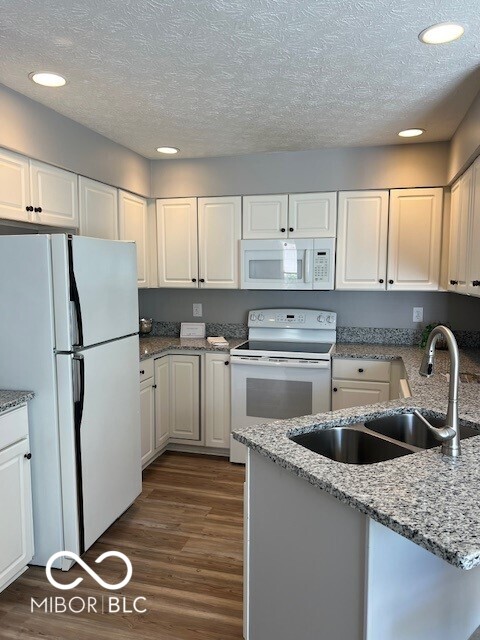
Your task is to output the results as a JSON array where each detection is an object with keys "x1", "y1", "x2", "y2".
[
  {"x1": 139, "y1": 378, "x2": 155, "y2": 466},
  {"x1": 0, "y1": 405, "x2": 34, "y2": 592},
  {"x1": 332, "y1": 380, "x2": 390, "y2": 410},
  {"x1": 169, "y1": 355, "x2": 200, "y2": 441},
  {"x1": 154, "y1": 356, "x2": 170, "y2": 450},
  {"x1": 331, "y1": 358, "x2": 391, "y2": 410},
  {"x1": 204, "y1": 353, "x2": 231, "y2": 448}
]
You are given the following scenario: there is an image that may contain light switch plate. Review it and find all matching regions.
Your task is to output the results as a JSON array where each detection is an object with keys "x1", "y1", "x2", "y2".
[
  {"x1": 193, "y1": 303, "x2": 203, "y2": 317},
  {"x1": 413, "y1": 307, "x2": 424, "y2": 322}
]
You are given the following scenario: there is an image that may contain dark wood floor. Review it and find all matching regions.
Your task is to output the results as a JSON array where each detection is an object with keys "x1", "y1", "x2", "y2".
[{"x1": 0, "y1": 452, "x2": 245, "y2": 639}]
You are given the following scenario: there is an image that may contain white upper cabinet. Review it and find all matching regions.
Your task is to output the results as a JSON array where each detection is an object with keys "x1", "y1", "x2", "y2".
[
  {"x1": 0, "y1": 149, "x2": 30, "y2": 222},
  {"x1": 242, "y1": 195, "x2": 288, "y2": 239},
  {"x1": 30, "y1": 161, "x2": 78, "y2": 228},
  {"x1": 336, "y1": 191, "x2": 389, "y2": 290},
  {"x1": 156, "y1": 198, "x2": 198, "y2": 288},
  {"x1": 119, "y1": 190, "x2": 149, "y2": 288},
  {"x1": 288, "y1": 192, "x2": 337, "y2": 238},
  {"x1": 387, "y1": 188, "x2": 443, "y2": 291},
  {"x1": 449, "y1": 171, "x2": 472, "y2": 295},
  {"x1": 198, "y1": 196, "x2": 241, "y2": 289},
  {"x1": 79, "y1": 177, "x2": 118, "y2": 240},
  {"x1": 467, "y1": 159, "x2": 480, "y2": 296}
]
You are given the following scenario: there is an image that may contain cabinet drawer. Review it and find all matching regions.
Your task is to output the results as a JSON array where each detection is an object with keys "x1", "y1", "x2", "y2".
[
  {"x1": 139, "y1": 358, "x2": 154, "y2": 383},
  {"x1": 0, "y1": 405, "x2": 29, "y2": 451},
  {"x1": 332, "y1": 359, "x2": 391, "y2": 382}
]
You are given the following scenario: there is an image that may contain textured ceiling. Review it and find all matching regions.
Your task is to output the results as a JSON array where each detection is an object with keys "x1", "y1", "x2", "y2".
[{"x1": 0, "y1": 0, "x2": 480, "y2": 159}]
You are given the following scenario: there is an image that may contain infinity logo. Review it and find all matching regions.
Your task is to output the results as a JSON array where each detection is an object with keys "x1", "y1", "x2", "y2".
[{"x1": 46, "y1": 551, "x2": 133, "y2": 591}]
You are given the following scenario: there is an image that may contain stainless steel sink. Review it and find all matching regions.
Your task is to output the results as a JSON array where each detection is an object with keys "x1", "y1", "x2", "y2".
[
  {"x1": 365, "y1": 413, "x2": 479, "y2": 449},
  {"x1": 290, "y1": 427, "x2": 411, "y2": 465}
]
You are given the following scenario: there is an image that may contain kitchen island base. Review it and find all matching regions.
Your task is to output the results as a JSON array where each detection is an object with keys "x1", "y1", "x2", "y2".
[{"x1": 245, "y1": 450, "x2": 480, "y2": 640}]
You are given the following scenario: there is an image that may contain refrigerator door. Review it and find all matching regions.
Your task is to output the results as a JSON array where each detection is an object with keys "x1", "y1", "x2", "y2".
[
  {"x1": 58, "y1": 334, "x2": 142, "y2": 554},
  {"x1": 52, "y1": 235, "x2": 139, "y2": 350}
]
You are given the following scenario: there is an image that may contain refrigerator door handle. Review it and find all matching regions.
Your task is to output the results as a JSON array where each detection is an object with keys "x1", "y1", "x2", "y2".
[
  {"x1": 72, "y1": 353, "x2": 85, "y2": 554},
  {"x1": 68, "y1": 238, "x2": 84, "y2": 348}
]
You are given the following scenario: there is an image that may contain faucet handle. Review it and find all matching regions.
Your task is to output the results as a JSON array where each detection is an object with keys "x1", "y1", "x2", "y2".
[{"x1": 413, "y1": 410, "x2": 456, "y2": 442}]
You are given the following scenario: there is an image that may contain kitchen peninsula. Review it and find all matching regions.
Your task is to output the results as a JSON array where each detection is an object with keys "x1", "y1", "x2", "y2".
[{"x1": 235, "y1": 345, "x2": 480, "y2": 640}]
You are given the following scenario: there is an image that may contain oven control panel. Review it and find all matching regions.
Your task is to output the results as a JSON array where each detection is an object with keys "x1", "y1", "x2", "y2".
[{"x1": 248, "y1": 309, "x2": 337, "y2": 330}]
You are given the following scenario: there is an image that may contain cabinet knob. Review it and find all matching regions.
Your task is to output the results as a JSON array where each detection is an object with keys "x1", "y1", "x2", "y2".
[
  {"x1": 379, "y1": 279, "x2": 384, "y2": 284},
  {"x1": 140, "y1": 370, "x2": 145, "y2": 375},
  {"x1": 333, "y1": 387, "x2": 338, "y2": 392},
  {"x1": 200, "y1": 278, "x2": 205, "y2": 283},
  {"x1": 289, "y1": 227, "x2": 294, "y2": 232},
  {"x1": 34, "y1": 207, "x2": 42, "y2": 213},
  {"x1": 358, "y1": 368, "x2": 364, "y2": 373},
  {"x1": 280, "y1": 228, "x2": 286, "y2": 233},
  {"x1": 472, "y1": 280, "x2": 480, "y2": 287},
  {"x1": 24, "y1": 453, "x2": 32, "y2": 460},
  {"x1": 192, "y1": 278, "x2": 197, "y2": 282},
  {"x1": 25, "y1": 205, "x2": 34, "y2": 212},
  {"x1": 450, "y1": 280, "x2": 459, "y2": 285},
  {"x1": 389, "y1": 279, "x2": 394, "y2": 285},
  {"x1": 225, "y1": 360, "x2": 229, "y2": 365},
  {"x1": 152, "y1": 384, "x2": 157, "y2": 389}
]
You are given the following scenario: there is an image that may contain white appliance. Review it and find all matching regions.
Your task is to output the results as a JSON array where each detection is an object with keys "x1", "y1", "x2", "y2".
[
  {"x1": 0, "y1": 234, "x2": 142, "y2": 570},
  {"x1": 240, "y1": 238, "x2": 335, "y2": 290},
  {"x1": 230, "y1": 308, "x2": 336, "y2": 463}
]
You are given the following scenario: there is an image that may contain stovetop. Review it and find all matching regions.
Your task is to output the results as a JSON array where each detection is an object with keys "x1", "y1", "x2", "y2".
[{"x1": 234, "y1": 340, "x2": 333, "y2": 355}]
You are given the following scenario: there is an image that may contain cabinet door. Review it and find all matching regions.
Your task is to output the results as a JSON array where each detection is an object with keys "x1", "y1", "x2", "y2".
[
  {"x1": 467, "y1": 159, "x2": 480, "y2": 297},
  {"x1": 169, "y1": 355, "x2": 200, "y2": 441},
  {"x1": 387, "y1": 188, "x2": 443, "y2": 291},
  {"x1": 332, "y1": 380, "x2": 390, "y2": 411},
  {"x1": 154, "y1": 357, "x2": 170, "y2": 450},
  {"x1": 30, "y1": 160, "x2": 78, "y2": 228},
  {"x1": 156, "y1": 198, "x2": 198, "y2": 287},
  {"x1": 139, "y1": 379, "x2": 155, "y2": 466},
  {"x1": 79, "y1": 177, "x2": 119, "y2": 240},
  {"x1": 0, "y1": 149, "x2": 30, "y2": 222},
  {"x1": 336, "y1": 191, "x2": 389, "y2": 290},
  {"x1": 119, "y1": 190, "x2": 149, "y2": 287},
  {"x1": 205, "y1": 353, "x2": 231, "y2": 448},
  {"x1": 198, "y1": 196, "x2": 241, "y2": 289},
  {"x1": 242, "y1": 195, "x2": 288, "y2": 239},
  {"x1": 449, "y1": 172, "x2": 472, "y2": 295},
  {"x1": 0, "y1": 438, "x2": 34, "y2": 590},
  {"x1": 288, "y1": 192, "x2": 337, "y2": 238}
]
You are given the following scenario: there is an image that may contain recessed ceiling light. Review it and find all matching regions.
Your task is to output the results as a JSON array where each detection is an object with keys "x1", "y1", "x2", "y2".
[
  {"x1": 29, "y1": 72, "x2": 66, "y2": 87},
  {"x1": 156, "y1": 146, "x2": 179, "y2": 154},
  {"x1": 419, "y1": 23, "x2": 464, "y2": 44},
  {"x1": 398, "y1": 128, "x2": 425, "y2": 138}
]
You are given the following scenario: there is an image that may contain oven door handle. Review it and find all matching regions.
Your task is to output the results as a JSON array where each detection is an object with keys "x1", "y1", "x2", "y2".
[{"x1": 230, "y1": 357, "x2": 330, "y2": 369}]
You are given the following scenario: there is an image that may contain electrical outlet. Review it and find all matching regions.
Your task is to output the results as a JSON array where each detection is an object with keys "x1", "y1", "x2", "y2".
[
  {"x1": 193, "y1": 303, "x2": 203, "y2": 317},
  {"x1": 413, "y1": 307, "x2": 424, "y2": 323}
]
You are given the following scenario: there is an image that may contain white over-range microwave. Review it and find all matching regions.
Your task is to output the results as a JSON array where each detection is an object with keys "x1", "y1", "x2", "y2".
[{"x1": 240, "y1": 238, "x2": 335, "y2": 290}]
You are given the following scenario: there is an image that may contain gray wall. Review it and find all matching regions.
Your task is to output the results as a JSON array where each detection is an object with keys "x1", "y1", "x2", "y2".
[
  {"x1": 138, "y1": 289, "x2": 480, "y2": 330},
  {"x1": 449, "y1": 88, "x2": 480, "y2": 183},
  {"x1": 150, "y1": 143, "x2": 449, "y2": 198},
  {"x1": 0, "y1": 84, "x2": 150, "y2": 196}
]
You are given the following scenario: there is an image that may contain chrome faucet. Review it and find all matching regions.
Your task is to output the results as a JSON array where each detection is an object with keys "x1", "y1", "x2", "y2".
[{"x1": 413, "y1": 325, "x2": 461, "y2": 457}]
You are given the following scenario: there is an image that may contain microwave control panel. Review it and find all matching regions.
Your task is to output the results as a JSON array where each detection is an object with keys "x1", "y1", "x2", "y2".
[{"x1": 314, "y1": 250, "x2": 330, "y2": 284}]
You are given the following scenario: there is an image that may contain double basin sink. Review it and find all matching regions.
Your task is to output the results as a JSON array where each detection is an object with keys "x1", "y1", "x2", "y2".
[{"x1": 289, "y1": 412, "x2": 478, "y2": 465}]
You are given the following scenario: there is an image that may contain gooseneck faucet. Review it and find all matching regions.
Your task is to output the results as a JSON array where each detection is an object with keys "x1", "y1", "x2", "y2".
[{"x1": 413, "y1": 325, "x2": 461, "y2": 457}]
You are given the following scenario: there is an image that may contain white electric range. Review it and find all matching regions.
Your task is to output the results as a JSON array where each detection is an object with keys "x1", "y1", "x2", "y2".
[{"x1": 230, "y1": 308, "x2": 336, "y2": 463}]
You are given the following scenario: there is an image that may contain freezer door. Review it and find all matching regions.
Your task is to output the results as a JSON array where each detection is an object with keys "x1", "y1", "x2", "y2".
[
  {"x1": 62, "y1": 335, "x2": 142, "y2": 553},
  {"x1": 52, "y1": 235, "x2": 139, "y2": 350}
]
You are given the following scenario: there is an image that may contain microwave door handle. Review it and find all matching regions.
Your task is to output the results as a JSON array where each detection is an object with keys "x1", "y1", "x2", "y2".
[{"x1": 304, "y1": 249, "x2": 312, "y2": 284}]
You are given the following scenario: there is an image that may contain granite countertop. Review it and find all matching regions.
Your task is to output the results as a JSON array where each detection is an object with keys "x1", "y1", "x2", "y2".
[
  {"x1": 139, "y1": 336, "x2": 246, "y2": 361},
  {"x1": 0, "y1": 390, "x2": 34, "y2": 415},
  {"x1": 233, "y1": 343, "x2": 480, "y2": 570}
]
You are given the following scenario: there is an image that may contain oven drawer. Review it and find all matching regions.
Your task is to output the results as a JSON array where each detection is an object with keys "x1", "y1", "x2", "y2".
[{"x1": 332, "y1": 359, "x2": 391, "y2": 382}]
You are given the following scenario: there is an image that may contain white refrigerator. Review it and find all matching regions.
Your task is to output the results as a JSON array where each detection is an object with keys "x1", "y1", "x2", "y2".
[{"x1": 0, "y1": 234, "x2": 142, "y2": 570}]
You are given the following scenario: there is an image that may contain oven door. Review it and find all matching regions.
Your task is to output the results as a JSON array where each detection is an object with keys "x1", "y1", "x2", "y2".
[
  {"x1": 230, "y1": 357, "x2": 331, "y2": 463},
  {"x1": 240, "y1": 239, "x2": 314, "y2": 290}
]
